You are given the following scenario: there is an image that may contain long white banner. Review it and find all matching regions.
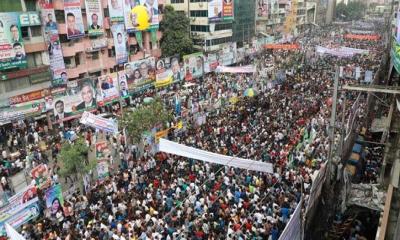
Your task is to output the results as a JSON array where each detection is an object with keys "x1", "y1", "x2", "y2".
[
  {"x1": 279, "y1": 198, "x2": 303, "y2": 240},
  {"x1": 80, "y1": 111, "x2": 118, "y2": 134},
  {"x1": 215, "y1": 65, "x2": 256, "y2": 73},
  {"x1": 159, "y1": 138, "x2": 274, "y2": 173}
]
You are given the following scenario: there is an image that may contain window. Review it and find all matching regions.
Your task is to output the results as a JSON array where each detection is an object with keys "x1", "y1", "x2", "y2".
[
  {"x1": 21, "y1": 27, "x2": 29, "y2": 40},
  {"x1": 171, "y1": 0, "x2": 184, "y2": 3},
  {"x1": 55, "y1": 10, "x2": 65, "y2": 24},
  {"x1": 214, "y1": 23, "x2": 232, "y2": 31},
  {"x1": 64, "y1": 57, "x2": 72, "y2": 66},
  {"x1": 177, "y1": 11, "x2": 185, "y2": 15},
  {"x1": 92, "y1": 51, "x2": 99, "y2": 60},
  {"x1": 190, "y1": 25, "x2": 209, "y2": 32},
  {"x1": 190, "y1": 0, "x2": 207, "y2": 2},
  {"x1": 74, "y1": 54, "x2": 80, "y2": 65},
  {"x1": 30, "y1": 26, "x2": 42, "y2": 37},
  {"x1": 26, "y1": 53, "x2": 43, "y2": 68},
  {"x1": 25, "y1": 0, "x2": 37, "y2": 11},
  {"x1": 210, "y1": 36, "x2": 232, "y2": 46},
  {"x1": 190, "y1": 11, "x2": 207, "y2": 17},
  {"x1": 108, "y1": 48, "x2": 115, "y2": 57}
]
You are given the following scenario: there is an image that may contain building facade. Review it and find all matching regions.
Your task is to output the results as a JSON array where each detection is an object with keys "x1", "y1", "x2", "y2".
[{"x1": 232, "y1": 0, "x2": 256, "y2": 48}]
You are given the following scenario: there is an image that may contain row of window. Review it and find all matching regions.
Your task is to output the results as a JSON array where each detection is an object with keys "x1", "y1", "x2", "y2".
[
  {"x1": 192, "y1": 36, "x2": 232, "y2": 47},
  {"x1": 190, "y1": 10, "x2": 208, "y2": 17},
  {"x1": 190, "y1": 23, "x2": 232, "y2": 33}
]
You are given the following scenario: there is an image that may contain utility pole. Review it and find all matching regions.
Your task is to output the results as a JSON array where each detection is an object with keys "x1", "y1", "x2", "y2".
[{"x1": 327, "y1": 67, "x2": 339, "y2": 185}]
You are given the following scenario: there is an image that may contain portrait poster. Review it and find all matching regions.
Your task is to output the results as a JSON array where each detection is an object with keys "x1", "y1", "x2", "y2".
[
  {"x1": 208, "y1": 0, "x2": 223, "y2": 23},
  {"x1": 124, "y1": 57, "x2": 156, "y2": 92},
  {"x1": 95, "y1": 73, "x2": 120, "y2": 105},
  {"x1": 108, "y1": 0, "x2": 125, "y2": 23},
  {"x1": 44, "y1": 184, "x2": 64, "y2": 215},
  {"x1": 183, "y1": 52, "x2": 204, "y2": 81},
  {"x1": 112, "y1": 24, "x2": 128, "y2": 64},
  {"x1": 139, "y1": 0, "x2": 159, "y2": 29},
  {"x1": 85, "y1": 0, "x2": 104, "y2": 36},
  {"x1": 64, "y1": 0, "x2": 85, "y2": 39}
]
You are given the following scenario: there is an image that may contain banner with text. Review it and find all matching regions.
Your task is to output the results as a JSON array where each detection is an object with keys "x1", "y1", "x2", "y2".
[
  {"x1": 80, "y1": 111, "x2": 118, "y2": 134},
  {"x1": 64, "y1": 0, "x2": 85, "y2": 39},
  {"x1": 85, "y1": 0, "x2": 104, "y2": 36},
  {"x1": 124, "y1": 57, "x2": 156, "y2": 93},
  {"x1": 112, "y1": 24, "x2": 128, "y2": 64},
  {"x1": 108, "y1": 0, "x2": 124, "y2": 23},
  {"x1": 183, "y1": 52, "x2": 204, "y2": 81},
  {"x1": 95, "y1": 73, "x2": 120, "y2": 105}
]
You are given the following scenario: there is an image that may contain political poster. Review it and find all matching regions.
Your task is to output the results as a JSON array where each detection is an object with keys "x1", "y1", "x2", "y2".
[
  {"x1": 80, "y1": 111, "x2": 118, "y2": 134},
  {"x1": 0, "y1": 13, "x2": 27, "y2": 70},
  {"x1": 108, "y1": 0, "x2": 124, "y2": 23},
  {"x1": 208, "y1": 0, "x2": 223, "y2": 23},
  {"x1": 97, "y1": 160, "x2": 110, "y2": 179},
  {"x1": 183, "y1": 52, "x2": 204, "y2": 81},
  {"x1": 123, "y1": 0, "x2": 138, "y2": 32},
  {"x1": 364, "y1": 70, "x2": 373, "y2": 83},
  {"x1": 124, "y1": 57, "x2": 156, "y2": 93},
  {"x1": 52, "y1": 79, "x2": 97, "y2": 123},
  {"x1": 45, "y1": 184, "x2": 64, "y2": 215},
  {"x1": 139, "y1": 0, "x2": 159, "y2": 29},
  {"x1": 155, "y1": 56, "x2": 182, "y2": 87},
  {"x1": 64, "y1": 0, "x2": 85, "y2": 39},
  {"x1": 0, "y1": 185, "x2": 37, "y2": 214},
  {"x1": 118, "y1": 72, "x2": 130, "y2": 98},
  {"x1": 222, "y1": 0, "x2": 234, "y2": 21},
  {"x1": 95, "y1": 73, "x2": 120, "y2": 105},
  {"x1": 219, "y1": 42, "x2": 236, "y2": 66},
  {"x1": 85, "y1": 0, "x2": 104, "y2": 36},
  {"x1": 39, "y1": 2, "x2": 67, "y2": 85},
  {"x1": 30, "y1": 164, "x2": 51, "y2": 189},
  {"x1": 204, "y1": 53, "x2": 219, "y2": 73},
  {"x1": 95, "y1": 141, "x2": 112, "y2": 159},
  {"x1": 257, "y1": 0, "x2": 268, "y2": 17},
  {"x1": 0, "y1": 198, "x2": 39, "y2": 235},
  {"x1": 112, "y1": 24, "x2": 128, "y2": 65}
]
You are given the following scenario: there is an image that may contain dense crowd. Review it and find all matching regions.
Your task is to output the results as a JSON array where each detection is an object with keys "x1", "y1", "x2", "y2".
[{"x1": 0, "y1": 23, "x2": 385, "y2": 240}]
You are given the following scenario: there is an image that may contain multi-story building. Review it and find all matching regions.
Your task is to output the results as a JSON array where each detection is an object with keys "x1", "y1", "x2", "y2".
[
  {"x1": 232, "y1": 0, "x2": 256, "y2": 48},
  {"x1": 0, "y1": 0, "x2": 164, "y2": 100},
  {"x1": 166, "y1": 0, "x2": 235, "y2": 52}
]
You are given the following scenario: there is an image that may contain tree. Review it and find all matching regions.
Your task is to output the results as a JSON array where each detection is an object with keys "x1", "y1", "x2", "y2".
[
  {"x1": 336, "y1": 2, "x2": 366, "y2": 21},
  {"x1": 160, "y1": 5, "x2": 194, "y2": 57},
  {"x1": 58, "y1": 138, "x2": 96, "y2": 178},
  {"x1": 121, "y1": 98, "x2": 173, "y2": 143}
]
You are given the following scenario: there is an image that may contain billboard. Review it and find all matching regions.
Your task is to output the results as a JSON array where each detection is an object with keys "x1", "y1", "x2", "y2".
[
  {"x1": 124, "y1": 57, "x2": 156, "y2": 92},
  {"x1": 108, "y1": 0, "x2": 124, "y2": 23},
  {"x1": 222, "y1": 0, "x2": 234, "y2": 21},
  {"x1": 112, "y1": 24, "x2": 128, "y2": 64},
  {"x1": 52, "y1": 79, "x2": 97, "y2": 123},
  {"x1": 80, "y1": 111, "x2": 118, "y2": 133},
  {"x1": 44, "y1": 184, "x2": 64, "y2": 215},
  {"x1": 155, "y1": 56, "x2": 183, "y2": 87},
  {"x1": 64, "y1": 0, "x2": 85, "y2": 39},
  {"x1": 257, "y1": 0, "x2": 268, "y2": 17},
  {"x1": 85, "y1": 0, "x2": 104, "y2": 36},
  {"x1": 0, "y1": 13, "x2": 27, "y2": 70},
  {"x1": 140, "y1": 0, "x2": 159, "y2": 29},
  {"x1": 183, "y1": 52, "x2": 204, "y2": 81},
  {"x1": 117, "y1": 71, "x2": 129, "y2": 98},
  {"x1": 0, "y1": 198, "x2": 39, "y2": 235},
  {"x1": 39, "y1": 2, "x2": 67, "y2": 85},
  {"x1": 208, "y1": 0, "x2": 223, "y2": 23},
  {"x1": 123, "y1": 0, "x2": 139, "y2": 32},
  {"x1": 95, "y1": 73, "x2": 120, "y2": 105}
]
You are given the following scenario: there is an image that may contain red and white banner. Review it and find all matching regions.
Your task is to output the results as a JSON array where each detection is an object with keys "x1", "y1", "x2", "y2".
[
  {"x1": 215, "y1": 65, "x2": 256, "y2": 73},
  {"x1": 264, "y1": 43, "x2": 300, "y2": 50},
  {"x1": 344, "y1": 34, "x2": 380, "y2": 41}
]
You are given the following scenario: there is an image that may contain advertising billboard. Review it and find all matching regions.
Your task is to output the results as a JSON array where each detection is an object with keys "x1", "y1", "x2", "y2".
[
  {"x1": 183, "y1": 52, "x2": 204, "y2": 81},
  {"x1": 85, "y1": 0, "x2": 104, "y2": 36},
  {"x1": 222, "y1": 0, "x2": 234, "y2": 21},
  {"x1": 208, "y1": 0, "x2": 223, "y2": 23},
  {"x1": 124, "y1": 57, "x2": 156, "y2": 92},
  {"x1": 0, "y1": 13, "x2": 27, "y2": 70},
  {"x1": 108, "y1": 0, "x2": 124, "y2": 23},
  {"x1": 112, "y1": 24, "x2": 128, "y2": 64},
  {"x1": 64, "y1": 0, "x2": 85, "y2": 39},
  {"x1": 139, "y1": 0, "x2": 159, "y2": 29},
  {"x1": 52, "y1": 79, "x2": 97, "y2": 123},
  {"x1": 95, "y1": 73, "x2": 120, "y2": 105}
]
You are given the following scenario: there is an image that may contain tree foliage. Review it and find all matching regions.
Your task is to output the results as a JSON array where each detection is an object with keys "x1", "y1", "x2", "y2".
[
  {"x1": 160, "y1": 5, "x2": 194, "y2": 57},
  {"x1": 121, "y1": 98, "x2": 173, "y2": 143},
  {"x1": 336, "y1": 2, "x2": 366, "y2": 21},
  {"x1": 58, "y1": 138, "x2": 96, "y2": 178}
]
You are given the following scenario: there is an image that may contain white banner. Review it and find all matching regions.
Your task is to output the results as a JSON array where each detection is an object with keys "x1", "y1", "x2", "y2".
[
  {"x1": 215, "y1": 65, "x2": 256, "y2": 73},
  {"x1": 80, "y1": 111, "x2": 118, "y2": 134},
  {"x1": 279, "y1": 198, "x2": 303, "y2": 240},
  {"x1": 159, "y1": 138, "x2": 274, "y2": 173}
]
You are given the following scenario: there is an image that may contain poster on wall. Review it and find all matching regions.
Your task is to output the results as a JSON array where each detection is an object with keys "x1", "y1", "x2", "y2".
[
  {"x1": 52, "y1": 79, "x2": 97, "y2": 123},
  {"x1": 139, "y1": 0, "x2": 159, "y2": 29},
  {"x1": 39, "y1": 1, "x2": 67, "y2": 85},
  {"x1": 124, "y1": 57, "x2": 156, "y2": 92},
  {"x1": 108, "y1": 0, "x2": 124, "y2": 23},
  {"x1": 257, "y1": 0, "x2": 268, "y2": 17},
  {"x1": 222, "y1": 0, "x2": 234, "y2": 21},
  {"x1": 183, "y1": 52, "x2": 204, "y2": 81},
  {"x1": 117, "y1": 72, "x2": 130, "y2": 98},
  {"x1": 64, "y1": 0, "x2": 85, "y2": 39},
  {"x1": 208, "y1": 0, "x2": 223, "y2": 23},
  {"x1": 95, "y1": 73, "x2": 120, "y2": 105},
  {"x1": 155, "y1": 55, "x2": 183, "y2": 86},
  {"x1": 85, "y1": 0, "x2": 104, "y2": 36},
  {"x1": 0, "y1": 13, "x2": 27, "y2": 70},
  {"x1": 112, "y1": 24, "x2": 128, "y2": 64},
  {"x1": 123, "y1": 0, "x2": 139, "y2": 32}
]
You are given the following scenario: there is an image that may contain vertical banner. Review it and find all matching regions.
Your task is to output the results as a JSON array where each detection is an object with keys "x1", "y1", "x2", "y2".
[
  {"x1": 396, "y1": 11, "x2": 400, "y2": 43},
  {"x1": 95, "y1": 73, "x2": 120, "y2": 105},
  {"x1": 39, "y1": 1, "x2": 67, "y2": 85},
  {"x1": 112, "y1": 24, "x2": 128, "y2": 65},
  {"x1": 123, "y1": 0, "x2": 139, "y2": 32},
  {"x1": 124, "y1": 57, "x2": 156, "y2": 92},
  {"x1": 108, "y1": 0, "x2": 124, "y2": 23},
  {"x1": 183, "y1": 52, "x2": 204, "y2": 81},
  {"x1": 118, "y1": 71, "x2": 130, "y2": 98},
  {"x1": 140, "y1": 0, "x2": 159, "y2": 29},
  {"x1": 364, "y1": 70, "x2": 373, "y2": 83},
  {"x1": 257, "y1": 0, "x2": 268, "y2": 17},
  {"x1": 0, "y1": 13, "x2": 27, "y2": 70},
  {"x1": 95, "y1": 141, "x2": 111, "y2": 179},
  {"x1": 222, "y1": 0, "x2": 234, "y2": 21},
  {"x1": 52, "y1": 79, "x2": 97, "y2": 123},
  {"x1": 208, "y1": 0, "x2": 223, "y2": 23},
  {"x1": 85, "y1": 0, "x2": 104, "y2": 36},
  {"x1": 135, "y1": 31, "x2": 143, "y2": 48},
  {"x1": 45, "y1": 184, "x2": 64, "y2": 215},
  {"x1": 64, "y1": 0, "x2": 85, "y2": 39}
]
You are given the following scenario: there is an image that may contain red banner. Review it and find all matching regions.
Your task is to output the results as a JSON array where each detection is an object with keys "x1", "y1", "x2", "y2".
[
  {"x1": 264, "y1": 43, "x2": 300, "y2": 50},
  {"x1": 9, "y1": 89, "x2": 50, "y2": 105},
  {"x1": 344, "y1": 34, "x2": 380, "y2": 41}
]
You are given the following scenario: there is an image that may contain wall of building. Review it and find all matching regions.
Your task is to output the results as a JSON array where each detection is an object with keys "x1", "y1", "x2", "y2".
[{"x1": 232, "y1": 0, "x2": 256, "y2": 47}]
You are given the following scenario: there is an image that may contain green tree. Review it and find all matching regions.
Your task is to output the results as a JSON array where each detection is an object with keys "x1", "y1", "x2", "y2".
[
  {"x1": 160, "y1": 5, "x2": 194, "y2": 57},
  {"x1": 121, "y1": 98, "x2": 173, "y2": 143},
  {"x1": 336, "y1": 2, "x2": 366, "y2": 21},
  {"x1": 58, "y1": 138, "x2": 96, "y2": 178}
]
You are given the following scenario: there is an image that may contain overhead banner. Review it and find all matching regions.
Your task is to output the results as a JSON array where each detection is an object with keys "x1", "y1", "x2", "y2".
[
  {"x1": 64, "y1": 0, "x2": 85, "y2": 39},
  {"x1": 140, "y1": 0, "x2": 159, "y2": 29},
  {"x1": 208, "y1": 0, "x2": 223, "y2": 23},
  {"x1": 112, "y1": 24, "x2": 128, "y2": 65},
  {"x1": 0, "y1": 185, "x2": 37, "y2": 214},
  {"x1": 0, "y1": 198, "x2": 39, "y2": 235},
  {"x1": 108, "y1": 0, "x2": 124, "y2": 23},
  {"x1": 124, "y1": 57, "x2": 156, "y2": 93},
  {"x1": 85, "y1": 0, "x2": 104, "y2": 36},
  {"x1": 215, "y1": 65, "x2": 256, "y2": 73},
  {"x1": 183, "y1": 52, "x2": 204, "y2": 81},
  {"x1": 52, "y1": 79, "x2": 97, "y2": 123},
  {"x1": 39, "y1": 1, "x2": 67, "y2": 85},
  {"x1": 278, "y1": 198, "x2": 303, "y2": 240},
  {"x1": 95, "y1": 73, "x2": 120, "y2": 105},
  {"x1": 204, "y1": 43, "x2": 237, "y2": 72},
  {"x1": 0, "y1": 13, "x2": 27, "y2": 70},
  {"x1": 159, "y1": 138, "x2": 274, "y2": 173},
  {"x1": 80, "y1": 111, "x2": 118, "y2": 134},
  {"x1": 316, "y1": 46, "x2": 354, "y2": 58},
  {"x1": 44, "y1": 184, "x2": 64, "y2": 215},
  {"x1": 264, "y1": 43, "x2": 300, "y2": 50},
  {"x1": 344, "y1": 34, "x2": 380, "y2": 41},
  {"x1": 222, "y1": 0, "x2": 234, "y2": 21}
]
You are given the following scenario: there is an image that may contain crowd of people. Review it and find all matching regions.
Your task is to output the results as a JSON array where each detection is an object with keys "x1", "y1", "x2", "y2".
[{"x1": 0, "y1": 22, "x2": 385, "y2": 240}]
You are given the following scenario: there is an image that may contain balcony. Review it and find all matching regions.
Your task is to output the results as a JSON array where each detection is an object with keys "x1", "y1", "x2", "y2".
[
  {"x1": 86, "y1": 59, "x2": 103, "y2": 72},
  {"x1": 24, "y1": 42, "x2": 47, "y2": 53},
  {"x1": 62, "y1": 42, "x2": 85, "y2": 57},
  {"x1": 65, "y1": 64, "x2": 86, "y2": 79}
]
